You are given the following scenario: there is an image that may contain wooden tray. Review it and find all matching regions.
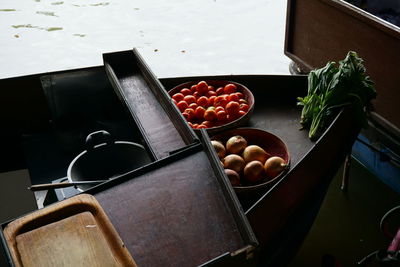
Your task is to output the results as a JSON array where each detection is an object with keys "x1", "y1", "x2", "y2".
[
  {"x1": 84, "y1": 140, "x2": 258, "y2": 267},
  {"x1": 3, "y1": 194, "x2": 137, "y2": 267},
  {"x1": 103, "y1": 49, "x2": 198, "y2": 160}
]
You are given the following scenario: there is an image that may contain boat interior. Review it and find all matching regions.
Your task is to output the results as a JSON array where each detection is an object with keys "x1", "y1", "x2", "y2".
[{"x1": 0, "y1": 0, "x2": 399, "y2": 266}]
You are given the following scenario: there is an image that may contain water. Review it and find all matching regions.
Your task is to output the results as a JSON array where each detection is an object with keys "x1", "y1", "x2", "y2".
[{"x1": 0, "y1": 0, "x2": 290, "y2": 79}]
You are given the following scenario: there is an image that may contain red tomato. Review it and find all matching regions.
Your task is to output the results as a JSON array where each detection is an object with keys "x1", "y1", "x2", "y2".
[
  {"x1": 239, "y1": 103, "x2": 249, "y2": 112},
  {"x1": 188, "y1": 102, "x2": 198, "y2": 110},
  {"x1": 225, "y1": 101, "x2": 240, "y2": 115},
  {"x1": 182, "y1": 112, "x2": 189, "y2": 120},
  {"x1": 190, "y1": 85, "x2": 197, "y2": 93},
  {"x1": 184, "y1": 108, "x2": 195, "y2": 121},
  {"x1": 192, "y1": 123, "x2": 199, "y2": 129},
  {"x1": 215, "y1": 106, "x2": 225, "y2": 113},
  {"x1": 194, "y1": 106, "x2": 206, "y2": 120},
  {"x1": 216, "y1": 110, "x2": 227, "y2": 121},
  {"x1": 224, "y1": 83, "x2": 237, "y2": 94},
  {"x1": 208, "y1": 96, "x2": 216, "y2": 107},
  {"x1": 238, "y1": 110, "x2": 246, "y2": 116},
  {"x1": 204, "y1": 109, "x2": 217, "y2": 121},
  {"x1": 197, "y1": 96, "x2": 208, "y2": 107},
  {"x1": 235, "y1": 92, "x2": 244, "y2": 99},
  {"x1": 216, "y1": 87, "x2": 224, "y2": 95},
  {"x1": 196, "y1": 81, "x2": 209, "y2": 95},
  {"x1": 172, "y1": 93, "x2": 184, "y2": 102},
  {"x1": 177, "y1": 101, "x2": 188, "y2": 112},
  {"x1": 239, "y1": 98, "x2": 248, "y2": 104},
  {"x1": 206, "y1": 90, "x2": 217, "y2": 97},
  {"x1": 226, "y1": 114, "x2": 238, "y2": 122},
  {"x1": 207, "y1": 106, "x2": 216, "y2": 111},
  {"x1": 208, "y1": 86, "x2": 215, "y2": 91},
  {"x1": 180, "y1": 88, "x2": 191, "y2": 96},
  {"x1": 183, "y1": 95, "x2": 196, "y2": 104},
  {"x1": 193, "y1": 91, "x2": 200, "y2": 99},
  {"x1": 214, "y1": 95, "x2": 228, "y2": 107},
  {"x1": 228, "y1": 93, "x2": 239, "y2": 102}
]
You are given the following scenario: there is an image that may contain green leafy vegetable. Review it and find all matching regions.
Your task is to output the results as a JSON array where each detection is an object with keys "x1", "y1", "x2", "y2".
[{"x1": 297, "y1": 51, "x2": 377, "y2": 140}]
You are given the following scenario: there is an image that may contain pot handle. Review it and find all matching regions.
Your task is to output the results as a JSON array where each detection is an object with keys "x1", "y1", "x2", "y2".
[{"x1": 85, "y1": 130, "x2": 114, "y2": 151}]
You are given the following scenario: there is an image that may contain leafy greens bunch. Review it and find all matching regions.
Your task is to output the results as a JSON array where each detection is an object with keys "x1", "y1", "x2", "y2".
[{"x1": 297, "y1": 51, "x2": 377, "y2": 140}]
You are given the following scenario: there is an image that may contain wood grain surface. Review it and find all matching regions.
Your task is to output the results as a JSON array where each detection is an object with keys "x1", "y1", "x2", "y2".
[
  {"x1": 95, "y1": 150, "x2": 245, "y2": 267},
  {"x1": 16, "y1": 212, "x2": 119, "y2": 267},
  {"x1": 103, "y1": 50, "x2": 191, "y2": 160},
  {"x1": 4, "y1": 194, "x2": 136, "y2": 267}
]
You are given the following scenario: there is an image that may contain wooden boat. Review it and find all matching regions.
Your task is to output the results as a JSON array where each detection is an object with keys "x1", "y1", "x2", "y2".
[
  {"x1": 0, "y1": 49, "x2": 361, "y2": 266},
  {"x1": 162, "y1": 75, "x2": 360, "y2": 266}
]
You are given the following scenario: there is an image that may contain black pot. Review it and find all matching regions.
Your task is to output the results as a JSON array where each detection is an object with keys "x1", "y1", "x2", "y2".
[{"x1": 67, "y1": 130, "x2": 151, "y2": 191}]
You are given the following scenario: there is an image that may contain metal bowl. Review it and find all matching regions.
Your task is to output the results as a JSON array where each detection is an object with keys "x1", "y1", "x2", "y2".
[{"x1": 67, "y1": 130, "x2": 152, "y2": 191}]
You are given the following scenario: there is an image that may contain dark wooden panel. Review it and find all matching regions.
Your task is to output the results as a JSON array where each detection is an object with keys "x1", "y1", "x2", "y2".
[
  {"x1": 103, "y1": 50, "x2": 197, "y2": 160},
  {"x1": 94, "y1": 150, "x2": 247, "y2": 267},
  {"x1": 285, "y1": 0, "x2": 400, "y2": 130}
]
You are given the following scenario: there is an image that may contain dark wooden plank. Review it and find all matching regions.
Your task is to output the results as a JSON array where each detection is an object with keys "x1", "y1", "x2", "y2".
[
  {"x1": 118, "y1": 73, "x2": 185, "y2": 157},
  {"x1": 103, "y1": 50, "x2": 195, "y2": 160},
  {"x1": 95, "y1": 150, "x2": 246, "y2": 267}
]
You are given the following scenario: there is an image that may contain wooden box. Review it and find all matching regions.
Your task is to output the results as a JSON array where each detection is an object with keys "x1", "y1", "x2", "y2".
[{"x1": 103, "y1": 49, "x2": 198, "y2": 160}]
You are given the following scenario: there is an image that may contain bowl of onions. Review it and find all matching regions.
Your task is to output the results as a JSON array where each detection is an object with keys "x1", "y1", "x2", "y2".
[
  {"x1": 168, "y1": 80, "x2": 254, "y2": 135},
  {"x1": 210, "y1": 128, "x2": 290, "y2": 194}
]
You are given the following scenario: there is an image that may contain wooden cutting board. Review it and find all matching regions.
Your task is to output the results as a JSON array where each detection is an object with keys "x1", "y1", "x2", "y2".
[{"x1": 3, "y1": 194, "x2": 136, "y2": 267}]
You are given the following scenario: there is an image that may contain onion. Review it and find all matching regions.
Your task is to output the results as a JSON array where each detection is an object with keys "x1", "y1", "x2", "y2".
[
  {"x1": 211, "y1": 140, "x2": 226, "y2": 159},
  {"x1": 222, "y1": 154, "x2": 245, "y2": 173},
  {"x1": 242, "y1": 145, "x2": 270, "y2": 163},
  {"x1": 224, "y1": 169, "x2": 241, "y2": 186},
  {"x1": 226, "y1": 135, "x2": 248, "y2": 154},
  {"x1": 264, "y1": 156, "x2": 287, "y2": 178},
  {"x1": 243, "y1": 161, "x2": 264, "y2": 183}
]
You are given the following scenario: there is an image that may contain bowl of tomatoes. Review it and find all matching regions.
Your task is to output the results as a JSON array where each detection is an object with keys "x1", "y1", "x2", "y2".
[
  {"x1": 168, "y1": 80, "x2": 254, "y2": 135},
  {"x1": 210, "y1": 128, "x2": 290, "y2": 195}
]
